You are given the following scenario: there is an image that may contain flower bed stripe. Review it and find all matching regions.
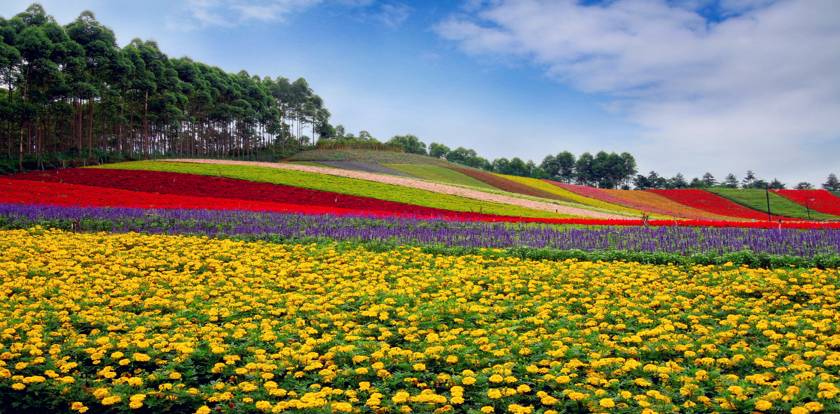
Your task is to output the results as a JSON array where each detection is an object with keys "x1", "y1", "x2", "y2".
[
  {"x1": 773, "y1": 189, "x2": 840, "y2": 215},
  {"x1": 3, "y1": 204, "x2": 839, "y2": 257}
]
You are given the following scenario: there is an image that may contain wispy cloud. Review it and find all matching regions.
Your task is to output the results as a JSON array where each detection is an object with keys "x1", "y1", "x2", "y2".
[
  {"x1": 436, "y1": 0, "x2": 840, "y2": 182},
  {"x1": 176, "y1": 0, "x2": 322, "y2": 28},
  {"x1": 372, "y1": 2, "x2": 411, "y2": 28}
]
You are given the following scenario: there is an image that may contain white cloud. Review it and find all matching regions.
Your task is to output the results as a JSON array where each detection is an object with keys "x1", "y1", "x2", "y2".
[
  {"x1": 372, "y1": 2, "x2": 411, "y2": 28},
  {"x1": 435, "y1": 0, "x2": 840, "y2": 183},
  {"x1": 178, "y1": 0, "x2": 322, "y2": 28}
]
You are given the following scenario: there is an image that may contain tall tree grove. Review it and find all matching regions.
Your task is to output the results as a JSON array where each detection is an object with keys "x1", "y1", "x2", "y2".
[{"x1": 0, "y1": 5, "x2": 332, "y2": 171}]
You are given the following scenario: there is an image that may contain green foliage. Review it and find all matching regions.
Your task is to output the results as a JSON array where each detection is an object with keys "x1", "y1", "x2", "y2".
[
  {"x1": 288, "y1": 148, "x2": 449, "y2": 165},
  {"x1": 386, "y1": 134, "x2": 427, "y2": 155},
  {"x1": 428, "y1": 142, "x2": 450, "y2": 159},
  {"x1": 384, "y1": 163, "x2": 496, "y2": 189},
  {"x1": 445, "y1": 147, "x2": 491, "y2": 170},
  {"x1": 823, "y1": 173, "x2": 840, "y2": 192},
  {"x1": 707, "y1": 188, "x2": 839, "y2": 220},
  {"x1": 314, "y1": 138, "x2": 402, "y2": 152},
  {"x1": 104, "y1": 161, "x2": 562, "y2": 218}
]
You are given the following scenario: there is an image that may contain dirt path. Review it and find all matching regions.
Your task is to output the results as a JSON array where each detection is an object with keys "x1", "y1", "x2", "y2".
[{"x1": 164, "y1": 159, "x2": 628, "y2": 219}]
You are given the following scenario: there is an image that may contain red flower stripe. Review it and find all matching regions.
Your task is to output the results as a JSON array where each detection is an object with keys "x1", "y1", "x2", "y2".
[
  {"x1": 648, "y1": 189, "x2": 792, "y2": 221},
  {"x1": 0, "y1": 178, "x2": 380, "y2": 216},
  {"x1": 773, "y1": 189, "x2": 840, "y2": 215}
]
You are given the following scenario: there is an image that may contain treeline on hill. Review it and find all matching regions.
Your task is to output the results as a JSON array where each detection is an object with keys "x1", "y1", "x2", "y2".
[
  {"x1": 632, "y1": 170, "x2": 840, "y2": 191},
  {"x1": 0, "y1": 5, "x2": 332, "y2": 173}
]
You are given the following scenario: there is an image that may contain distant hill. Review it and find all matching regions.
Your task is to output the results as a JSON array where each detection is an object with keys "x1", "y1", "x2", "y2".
[{"x1": 284, "y1": 148, "x2": 840, "y2": 222}]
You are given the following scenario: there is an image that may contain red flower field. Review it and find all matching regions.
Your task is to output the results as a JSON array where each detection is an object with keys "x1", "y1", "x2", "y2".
[
  {"x1": 773, "y1": 189, "x2": 840, "y2": 215},
  {"x1": 0, "y1": 178, "x2": 372, "y2": 216},
  {"x1": 648, "y1": 189, "x2": 792, "y2": 221}
]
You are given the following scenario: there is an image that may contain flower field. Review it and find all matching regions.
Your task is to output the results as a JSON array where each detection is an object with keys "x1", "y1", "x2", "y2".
[
  {"x1": 8, "y1": 169, "x2": 505, "y2": 220},
  {"x1": 101, "y1": 161, "x2": 562, "y2": 219},
  {"x1": 501, "y1": 177, "x2": 646, "y2": 218},
  {"x1": 3, "y1": 204, "x2": 839, "y2": 259},
  {"x1": 2, "y1": 160, "x2": 840, "y2": 414},
  {"x1": 648, "y1": 189, "x2": 793, "y2": 221},
  {"x1": 707, "y1": 189, "x2": 840, "y2": 221},
  {"x1": 774, "y1": 190, "x2": 840, "y2": 216},
  {"x1": 2, "y1": 228, "x2": 839, "y2": 414}
]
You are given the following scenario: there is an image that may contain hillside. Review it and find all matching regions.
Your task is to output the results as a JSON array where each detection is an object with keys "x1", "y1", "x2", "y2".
[{"x1": 281, "y1": 149, "x2": 840, "y2": 222}]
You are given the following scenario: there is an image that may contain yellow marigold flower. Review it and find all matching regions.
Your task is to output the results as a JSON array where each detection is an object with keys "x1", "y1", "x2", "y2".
[
  {"x1": 487, "y1": 389, "x2": 503, "y2": 399},
  {"x1": 445, "y1": 355, "x2": 458, "y2": 364},
  {"x1": 489, "y1": 374, "x2": 504, "y2": 383},
  {"x1": 129, "y1": 401, "x2": 143, "y2": 409},
  {"x1": 412, "y1": 363, "x2": 426, "y2": 371},
  {"x1": 754, "y1": 400, "x2": 772, "y2": 411},
  {"x1": 332, "y1": 402, "x2": 353, "y2": 412},
  {"x1": 599, "y1": 398, "x2": 615, "y2": 408},
  {"x1": 480, "y1": 406, "x2": 495, "y2": 413},
  {"x1": 11, "y1": 383, "x2": 25, "y2": 390},
  {"x1": 392, "y1": 391, "x2": 410, "y2": 404},
  {"x1": 132, "y1": 353, "x2": 151, "y2": 362},
  {"x1": 804, "y1": 402, "x2": 823, "y2": 412},
  {"x1": 462, "y1": 377, "x2": 476, "y2": 385},
  {"x1": 101, "y1": 396, "x2": 122, "y2": 405},
  {"x1": 70, "y1": 402, "x2": 88, "y2": 413},
  {"x1": 195, "y1": 406, "x2": 212, "y2": 414},
  {"x1": 255, "y1": 401, "x2": 272, "y2": 411}
]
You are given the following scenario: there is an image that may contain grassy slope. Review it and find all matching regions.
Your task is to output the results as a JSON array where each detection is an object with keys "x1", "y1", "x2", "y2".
[
  {"x1": 707, "y1": 188, "x2": 839, "y2": 220},
  {"x1": 287, "y1": 149, "x2": 450, "y2": 165},
  {"x1": 385, "y1": 164, "x2": 497, "y2": 190},
  {"x1": 501, "y1": 175, "x2": 652, "y2": 218},
  {"x1": 101, "y1": 161, "x2": 565, "y2": 218}
]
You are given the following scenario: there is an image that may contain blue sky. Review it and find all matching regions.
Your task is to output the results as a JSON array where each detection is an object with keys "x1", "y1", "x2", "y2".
[{"x1": 2, "y1": 0, "x2": 838, "y2": 185}]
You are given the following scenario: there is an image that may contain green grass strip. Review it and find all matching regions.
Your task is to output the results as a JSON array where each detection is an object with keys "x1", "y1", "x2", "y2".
[
  {"x1": 384, "y1": 163, "x2": 496, "y2": 190},
  {"x1": 99, "y1": 161, "x2": 563, "y2": 218},
  {"x1": 707, "y1": 188, "x2": 839, "y2": 220}
]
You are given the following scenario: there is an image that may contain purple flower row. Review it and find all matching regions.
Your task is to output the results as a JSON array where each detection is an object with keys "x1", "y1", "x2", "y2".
[{"x1": 1, "y1": 203, "x2": 839, "y2": 257}]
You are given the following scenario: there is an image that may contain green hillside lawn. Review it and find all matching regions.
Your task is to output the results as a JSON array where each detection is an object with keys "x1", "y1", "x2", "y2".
[
  {"x1": 384, "y1": 164, "x2": 496, "y2": 190},
  {"x1": 101, "y1": 161, "x2": 566, "y2": 218},
  {"x1": 287, "y1": 149, "x2": 450, "y2": 165},
  {"x1": 707, "y1": 188, "x2": 839, "y2": 220}
]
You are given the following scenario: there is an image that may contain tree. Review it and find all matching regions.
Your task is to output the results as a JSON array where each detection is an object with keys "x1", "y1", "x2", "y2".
[
  {"x1": 555, "y1": 151, "x2": 576, "y2": 183},
  {"x1": 633, "y1": 174, "x2": 651, "y2": 190},
  {"x1": 795, "y1": 182, "x2": 813, "y2": 190},
  {"x1": 701, "y1": 172, "x2": 716, "y2": 187},
  {"x1": 539, "y1": 154, "x2": 559, "y2": 178},
  {"x1": 768, "y1": 179, "x2": 785, "y2": 190},
  {"x1": 689, "y1": 177, "x2": 704, "y2": 188},
  {"x1": 428, "y1": 142, "x2": 449, "y2": 159},
  {"x1": 357, "y1": 130, "x2": 377, "y2": 142},
  {"x1": 387, "y1": 134, "x2": 426, "y2": 155},
  {"x1": 574, "y1": 152, "x2": 595, "y2": 185},
  {"x1": 722, "y1": 173, "x2": 739, "y2": 188},
  {"x1": 668, "y1": 173, "x2": 688, "y2": 189},
  {"x1": 742, "y1": 170, "x2": 757, "y2": 188},
  {"x1": 823, "y1": 173, "x2": 840, "y2": 192}
]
